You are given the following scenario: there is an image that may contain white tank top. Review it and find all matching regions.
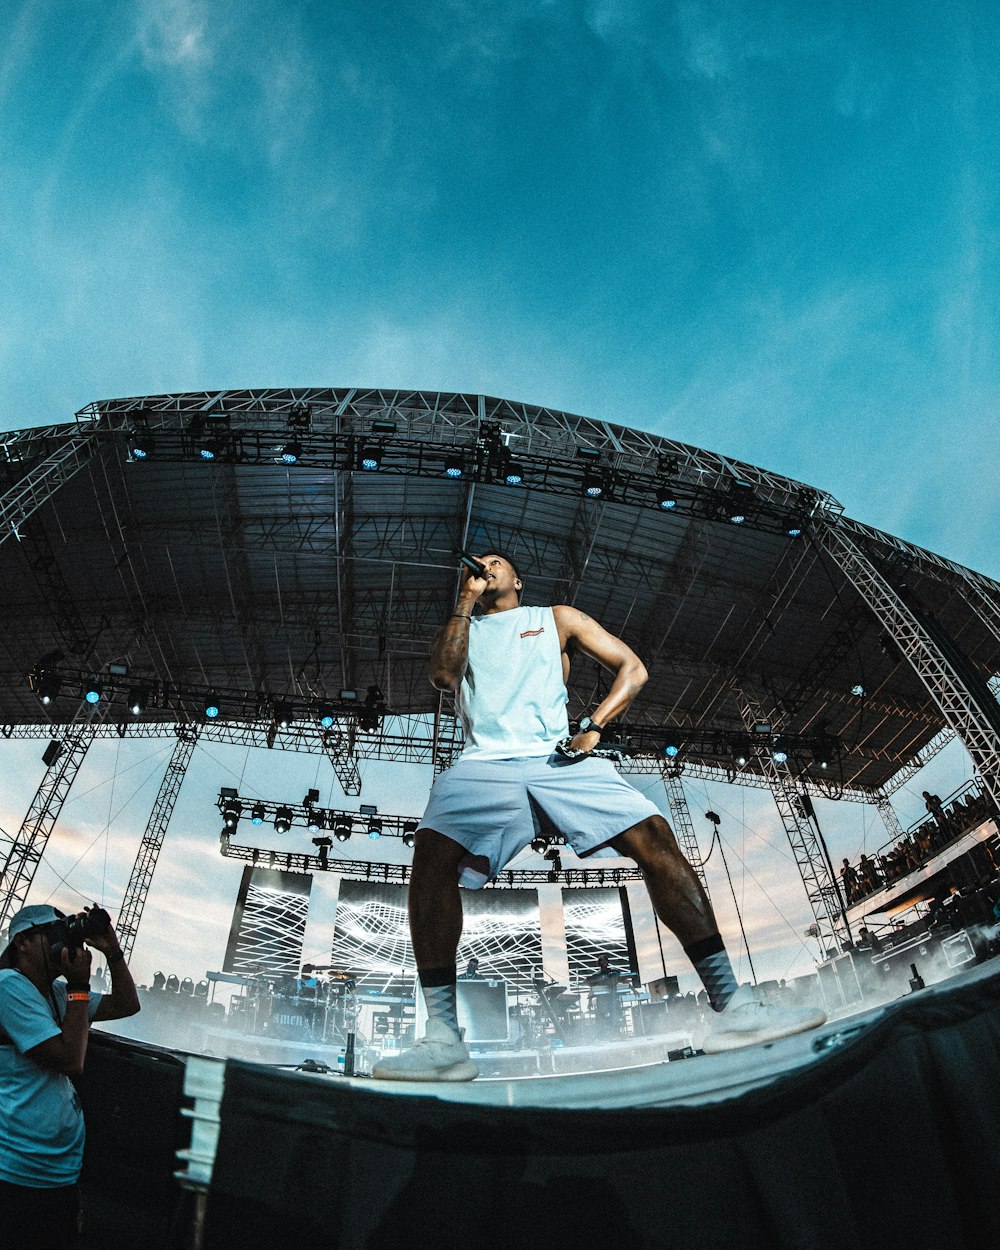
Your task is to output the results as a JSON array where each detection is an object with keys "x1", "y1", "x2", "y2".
[{"x1": 456, "y1": 605, "x2": 569, "y2": 759}]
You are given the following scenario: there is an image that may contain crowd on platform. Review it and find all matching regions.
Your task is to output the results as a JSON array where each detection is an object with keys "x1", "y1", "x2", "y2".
[{"x1": 839, "y1": 787, "x2": 999, "y2": 905}]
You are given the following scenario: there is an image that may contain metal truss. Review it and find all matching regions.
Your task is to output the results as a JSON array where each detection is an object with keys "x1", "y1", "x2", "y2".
[
  {"x1": 818, "y1": 521, "x2": 1000, "y2": 811},
  {"x1": 661, "y1": 771, "x2": 712, "y2": 898},
  {"x1": 735, "y1": 685, "x2": 845, "y2": 953},
  {"x1": 880, "y1": 726, "x2": 956, "y2": 795},
  {"x1": 77, "y1": 388, "x2": 842, "y2": 513},
  {"x1": 117, "y1": 728, "x2": 199, "y2": 958},
  {"x1": 0, "y1": 422, "x2": 99, "y2": 548},
  {"x1": 219, "y1": 840, "x2": 643, "y2": 889},
  {"x1": 838, "y1": 515, "x2": 1000, "y2": 603},
  {"x1": 0, "y1": 719, "x2": 93, "y2": 927},
  {"x1": 3, "y1": 714, "x2": 883, "y2": 806},
  {"x1": 323, "y1": 727, "x2": 362, "y2": 796},
  {"x1": 873, "y1": 792, "x2": 906, "y2": 843}
]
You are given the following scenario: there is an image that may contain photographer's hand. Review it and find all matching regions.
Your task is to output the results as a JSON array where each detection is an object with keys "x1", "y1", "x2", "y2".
[{"x1": 87, "y1": 921, "x2": 141, "y2": 1022}]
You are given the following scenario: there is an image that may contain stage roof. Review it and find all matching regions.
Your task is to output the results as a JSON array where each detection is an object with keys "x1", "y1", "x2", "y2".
[{"x1": 2, "y1": 388, "x2": 998, "y2": 797}]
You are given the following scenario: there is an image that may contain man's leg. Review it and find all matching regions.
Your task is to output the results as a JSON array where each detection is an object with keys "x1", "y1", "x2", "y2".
[
  {"x1": 612, "y1": 814, "x2": 826, "y2": 1049},
  {"x1": 611, "y1": 815, "x2": 738, "y2": 1012},
  {"x1": 408, "y1": 828, "x2": 468, "y2": 1032},
  {"x1": 371, "y1": 828, "x2": 480, "y2": 1081}
]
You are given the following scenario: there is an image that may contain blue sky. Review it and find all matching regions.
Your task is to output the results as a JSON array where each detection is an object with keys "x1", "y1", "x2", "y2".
[{"x1": 1, "y1": 2, "x2": 997, "y2": 1001}]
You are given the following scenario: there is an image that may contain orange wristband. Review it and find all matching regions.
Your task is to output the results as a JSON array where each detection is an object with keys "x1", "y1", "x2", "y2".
[{"x1": 66, "y1": 992, "x2": 90, "y2": 1003}]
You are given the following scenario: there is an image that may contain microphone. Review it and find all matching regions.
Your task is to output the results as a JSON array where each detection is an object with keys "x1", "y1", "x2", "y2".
[{"x1": 453, "y1": 549, "x2": 488, "y2": 579}]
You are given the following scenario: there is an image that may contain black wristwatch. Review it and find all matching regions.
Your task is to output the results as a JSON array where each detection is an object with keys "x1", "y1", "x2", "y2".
[{"x1": 578, "y1": 716, "x2": 604, "y2": 735}]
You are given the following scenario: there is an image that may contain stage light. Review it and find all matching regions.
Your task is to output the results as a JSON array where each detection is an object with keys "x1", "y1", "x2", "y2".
[
  {"x1": 752, "y1": 721, "x2": 772, "y2": 735},
  {"x1": 504, "y1": 462, "x2": 524, "y2": 486},
  {"x1": 198, "y1": 436, "x2": 225, "y2": 461},
  {"x1": 530, "y1": 836, "x2": 548, "y2": 854},
  {"x1": 279, "y1": 440, "x2": 302, "y2": 464},
  {"x1": 662, "y1": 736, "x2": 681, "y2": 758},
  {"x1": 656, "y1": 491, "x2": 677, "y2": 511},
  {"x1": 333, "y1": 816, "x2": 352, "y2": 842},
  {"x1": 771, "y1": 748, "x2": 788, "y2": 765},
  {"x1": 734, "y1": 752, "x2": 748, "y2": 767},
  {"x1": 730, "y1": 513, "x2": 746, "y2": 525},
  {"x1": 222, "y1": 799, "x2": 242, "y2": 830},
  {"x1": 316, "y1": 703, "x2": 335, "y2": 729},
  {"x1": 83, "y1": 681, "x2": 102, "y2": 705},
  {"x1": 307, "y1": 811, "x2": 323, "y2": 834},
  {"x1": 851, "y1": 683, "x2": 865, "y2": 696},
  {"x1": 443, "y1": 452, "x2": 464, "y2": 478},
  {"x1": 33, "y1": 673, "x2": 61, "y2": 705},
  {"x1": 303, "y1": 788, "x2": 320, "y2": 806},
  {"x1": 367, "y1": 818, "x2": 382, "y2": 840},
  {"x1": 359, "y1": 443, "x2": 382, "y2": 471},
  {"x1": 274, "y1": 806, "x2": 292, "y2": 834},
  {"x1": 251, "y1": 803, "x2": 265, "y2": 826},
  {"x1": 204, "y1": 693, "x2": 220, "y2": 719},
  {"x1": 313, "y1": 837, "x2": 331, "y2": 866},
  {"x1": 724, "y1": 480, "x2": 756, "y2": 525},
  {"x1": 128, "y1": 432, "x2": 154, "y2": 460},
  {"x1": 581, "y1": 467, "x2": 605, "y2": 498},
  {"x1": 127, "y1": 684, "x2": 149, "y2": 716},
  {"x1": 272, "y1": 701, "x2": 294, "y2": 728},
  {"x1": 401, "y1": 819, "x2": 418, "y2": 849},
  {"x1": 787, "y1": 526, "x2": 802, "y2": 538}
]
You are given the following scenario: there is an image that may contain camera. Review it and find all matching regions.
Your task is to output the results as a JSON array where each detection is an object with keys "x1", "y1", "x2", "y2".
[{"x1": 49, "y1": 906, "x2": 112, "y2": 957}]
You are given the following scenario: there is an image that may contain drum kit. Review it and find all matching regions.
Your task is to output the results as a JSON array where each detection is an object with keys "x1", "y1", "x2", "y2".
[{"x1": 230, "y1": 966, "x2": 359, "y2": 1044}]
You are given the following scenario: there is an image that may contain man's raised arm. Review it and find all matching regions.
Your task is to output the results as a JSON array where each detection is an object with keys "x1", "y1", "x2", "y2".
[{"x1": 428, "y1": 568, "x2": 488, "y2": 690}]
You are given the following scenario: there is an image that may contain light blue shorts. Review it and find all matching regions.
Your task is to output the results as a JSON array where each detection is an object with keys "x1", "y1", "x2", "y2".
[{"x1": 417, "y1": 752, "x2": 662, "y2": 888}]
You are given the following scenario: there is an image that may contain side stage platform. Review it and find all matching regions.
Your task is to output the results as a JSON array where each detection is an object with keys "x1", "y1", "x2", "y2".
[{"x1": 78, "y1": 959, "x2": 1000, "y2": 1250}]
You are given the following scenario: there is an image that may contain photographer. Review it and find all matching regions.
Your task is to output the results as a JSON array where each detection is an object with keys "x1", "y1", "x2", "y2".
[{"x1": 0, "y1": 903, "x2": 140, "y2": 1248}]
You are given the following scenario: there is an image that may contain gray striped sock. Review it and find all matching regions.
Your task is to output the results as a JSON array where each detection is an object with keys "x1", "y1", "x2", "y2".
[{"x1": 419, "y1": 970, "x2": 459, "y2": 1034}]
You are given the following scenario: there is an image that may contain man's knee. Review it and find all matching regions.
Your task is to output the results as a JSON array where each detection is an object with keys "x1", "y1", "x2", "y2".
[
  {"x1": 411, "y1": 829, "x2": 467, "y2": 880},
  {"x1": 612, "y1": 815, "x2": 682, "y2": 864}
]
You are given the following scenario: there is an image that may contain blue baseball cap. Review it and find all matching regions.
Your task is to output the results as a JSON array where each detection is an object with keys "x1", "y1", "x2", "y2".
[{"x1": 1, "y1": 904, "x2": 66, "y2": 965}]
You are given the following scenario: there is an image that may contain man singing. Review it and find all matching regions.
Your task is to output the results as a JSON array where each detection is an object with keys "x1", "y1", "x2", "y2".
[{"x1": 373, "y1": 554, "x2": 825, "y2": 1081}]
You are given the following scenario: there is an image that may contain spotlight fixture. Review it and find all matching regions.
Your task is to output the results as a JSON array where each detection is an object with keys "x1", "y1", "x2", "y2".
[
  {"x1": 851, "y1": 684, "x2": 866, "y2": 697},
  {"x1": 83, "y1": 681, "x2": 102, "y2": 705},
  {"x1": 771, "y1": 748, "x2": 788, "y2": 765},
  {"x1": 251, "y1": 803, "x2": 265, "y2": 826},
  {"x1": 32, "y1": 672, "x2": 61, "y2": 705},
  {"x1": 204, "y1": 693, "x2": 221, "y2": 719},
  {"x1": 274, "y1": 806, "x2": 293, "y2": 835},
  {"x1": 316, "y1": 703, "x2": 335, "y2": 729},
  {"x1": 333, "y1": 815, "x2": 352, "y2": 842},
  {"x1": 530, "y1": 836, "x2": 548, "y2": 854},
  {"x1": 787, "y1": 526, "x2": 803, "y2": 538},
  {"x1": 359, "y1": 443, "x2": 382, "y2": 471},
  {"x1": 127, "y1": 684, "x2": 149, "y2": 716},
  {"x1": 724, "y1": 480, "x2": 756, "y2": 525},
  {"x1": 307, "y1": 811, "x2": 324, "y2": 834},
  {"x1": 581, "y1": 466, "x2": 606, "y2": 499},
  {"x1": 272, "y1": 701, "x2": 294, "y2": 729},
  {"x1": 367, "y1": 818, "x2": 382, "y2": 840},
  {"x1": 303, "y1": 788, "x2": 320, "y2": 806},
  {"x1": 656, "y1": 489, "x2": 678, "y2": 511},
  {"x1": 443, "y1": 452, "x2": 464, "y2": 478},
  {"x1": 401, "y1": 819, "x2": 418, "y2": 849},
  {"x1": 662, "y1": 736, "x2": 681, "y2": 758},
  {"x1": 222, "y1": 799, "x2": 242, "y2": 830},
  {"x1": 504, "y1": 462, "x2": 524, "y2": 486},
  {"x1": 128, "y1": 431, "x2": 155, "y2": 460},
  {"x1": 197, "y1": 436, "x2": 225, "y2": 462},
  {"x1": 278, "y1": 440, "x2": 302, "y2": 464}
]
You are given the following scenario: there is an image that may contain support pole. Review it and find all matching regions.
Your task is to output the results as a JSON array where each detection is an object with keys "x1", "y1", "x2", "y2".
[
  {"x1": 661, "y1": 770, "x2": 711, "y2": 898},
  {"x1": 818, "y1": 520, "x2": 1000, "y2": 812},
  {"x1": 117, "y1": 727, "x2": 199, "y2": 959},
  {"x1": 0, "y1": 720, "x2": 93, "y2": 927}
]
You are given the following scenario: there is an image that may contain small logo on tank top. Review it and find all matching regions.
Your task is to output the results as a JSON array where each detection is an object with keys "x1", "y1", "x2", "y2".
[{"x1": 519, "y1": 627, "x2": 545, "y2": 638}]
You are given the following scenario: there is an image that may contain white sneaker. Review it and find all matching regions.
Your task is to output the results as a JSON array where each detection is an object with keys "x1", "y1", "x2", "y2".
[
  {"x1": 371, "y1": 1018, "x2": 480, "y2": 1082},
  {"x1": 702, "y1": 984, "x2": 827, "y2": 1054}
]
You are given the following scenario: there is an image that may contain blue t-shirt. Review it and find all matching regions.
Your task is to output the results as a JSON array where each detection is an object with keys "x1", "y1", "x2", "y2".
[{"x1": 0, "y1": 968, "x2": 101, "y2": 1187}]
